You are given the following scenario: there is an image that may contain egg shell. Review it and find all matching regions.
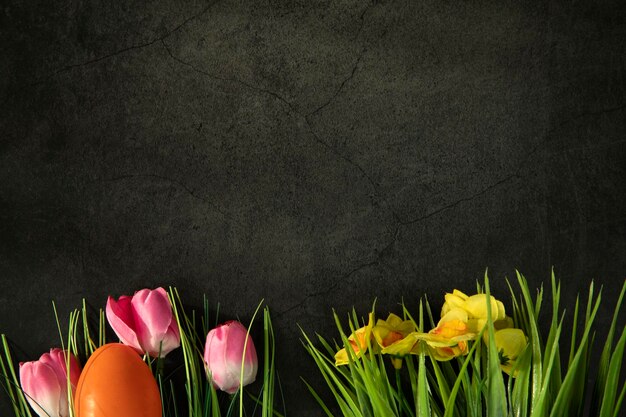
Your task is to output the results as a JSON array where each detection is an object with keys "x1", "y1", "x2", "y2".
[{"x1": 75, "y1": 343, "x2": 162, "y2": 417}]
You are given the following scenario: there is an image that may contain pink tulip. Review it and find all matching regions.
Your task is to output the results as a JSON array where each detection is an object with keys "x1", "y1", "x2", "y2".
[
  {"x1": 106, "y1": 287, "x2": 180, "y2": 357},
  {"x1": 19, "y1": 349, "x2": 81, "y2": 417},
  {"x1": 204, "y1": 321, "x2": 258, "y2": 394}
]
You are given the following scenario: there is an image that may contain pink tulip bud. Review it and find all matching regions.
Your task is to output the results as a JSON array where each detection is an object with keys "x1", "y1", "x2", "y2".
[
  {"x1": 106, "y1": 287, "x2": 180, "y2": 357},
  {"x1": 204, "y1": 321, "x2": 258, "y2": 394},
  {"x1": 19, "y1": 349, "x2": 81, "y2": 417}
]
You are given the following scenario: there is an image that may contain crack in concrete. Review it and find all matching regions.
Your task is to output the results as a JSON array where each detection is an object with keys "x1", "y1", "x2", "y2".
[
  {"x1": 52, "y1": 39, "x2": 162, "y2": 75},
  {"x1": 30, "y1": 0, "x2": 222, "y2": 85},
  {"x1": 159, "y1": 24, "x2": 404, "y2": 315},
  {"x1": 275, "y1": 260, "x2": 379, "y2": 318},
  {"x1": 351, "y1": 0, "x2": 379, "y2": 41},
  {"x1": 307, "y1": 49, "x2": 366, "y2": 117},
  {"x1": 302, "y1": 113, "x2": 403, "y2": 228},
  {"x1": 396, "y1": 141, "x2": 545, "y2": 226},
  {"x1": 161, "y1": 38, "x2": 401, "y2": 227},
  {"x1": 397, "y1": 172, "x2": 522, "y2": 226},
  {"x1": 275, "y1": 221, "x2": 403, "y2": 318},
  {"x1": 396, "y1": 103, "x2": 625, "y2": 227},
  {"x1": 545, "y1": 104, "x2": 626, "y2": 136},
  {"x1": 157, "y1": 10, "x2": 626, "y2": 318},
  {"x1": 160, "y1": 40, "x2": 296, "y2": 114},
  {"x1": 302, "y1": 114, "x2": 378, "y2": 192}
]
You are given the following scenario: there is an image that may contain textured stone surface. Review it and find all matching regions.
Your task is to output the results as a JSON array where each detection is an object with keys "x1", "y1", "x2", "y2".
[{"x1": 1, "y1": 0, "x2": 625, "y2": 415}]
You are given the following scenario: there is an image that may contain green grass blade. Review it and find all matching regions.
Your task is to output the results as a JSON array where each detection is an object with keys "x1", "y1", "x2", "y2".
[
  {"x1": 1, "y1": 335, "x2": 33, "y2": 417},
  {"x1": 568, "y1": 295, "x2": 580, "y2": 367},
  {"x1": 611, "y1": 382, "x2": 626, "y2": 417},
  {"x1": 598, "y1": 325, "x2": 626, "y2": 417},
  {"x1": 302, "y1": 378, "x2": 336, "y2": 417},
  {"x1": 548, "y1": 285, "x2": 601, "y2": 417},
  {"x1": 595, "y1": 280, "x2": 626, "y2": 412},
  {"x1": 443, "y1": 340, "x2": 481, "y2": 417},
  {"x1": 485, "y1": 274, "x2": 507, "y2": 417},
  {"x1": 517, "y1": 271, "x2": 543, "y2": 415},
  {"x1": 416, "y1": 301, "x2": 430, "y2": 417}
]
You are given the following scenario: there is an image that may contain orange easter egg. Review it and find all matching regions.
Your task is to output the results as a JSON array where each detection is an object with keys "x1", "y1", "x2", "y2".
[{"x1": 75, "y1": 343, "x2": 161, "y2": 417}]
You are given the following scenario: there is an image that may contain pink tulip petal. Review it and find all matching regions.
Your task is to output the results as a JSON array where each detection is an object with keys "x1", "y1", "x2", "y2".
[
  {"x1": 205, "y1": 325, "x2": 227, "y2": 390},
  {"x1": 156, "y1": 321, "x2": 181, "y2": 357},
  {"x1": 106, "y1": 295, "x2": 142, "y2": 353},
  {"x1": 168, "y1": 316, "x2": 181, "y2": 340},
  {"x1": 131, "y1": 288, "x2": 179, "y2": 356},
  {"x1": 208, "y1": 325, "x2": 236, "y2": 392},
  {"x1": 20, "y1": 361, "x2": 62, "y2": 417},
  {"x1": 131, "y1": 288, "x2": 173, "y2": 335},
  {"x1": 223, "y1": 322, "x2": 257, "y2": 387},
  {"x1": 39, "y1": 350, "x2": 67, "y2": 391},
  {"x1": 43, "y1": 349, "x2": 82, "y2": 391},
  {"x1": 204, "y1": 321, "x2": 258, "y2": 394}
]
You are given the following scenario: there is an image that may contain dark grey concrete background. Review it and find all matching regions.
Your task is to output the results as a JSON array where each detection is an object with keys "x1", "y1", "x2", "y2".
[{"x1": 1, "y1": 0, "x2": 625, "y2": 415}]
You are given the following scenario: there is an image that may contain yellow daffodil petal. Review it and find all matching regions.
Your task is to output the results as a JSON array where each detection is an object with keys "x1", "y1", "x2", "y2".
[
  {"x1": 500, "y1": 361, "x2": 516, "y2": 376},
  {"x1": 494, "y1": 328, "x2": 527, "y2": 376},
  {"x1": 373, "y1": 327, "x2": 404, "y2": 349},
  {"x1": 418, "y1": 318, "x2": 476, "y2": 348},
  {"x1": 441, "y1": 290, "x2": 469, "y2": 316},
  {"x1": 496, "y1": 300, "x2": 506, "y2": 321},
  {"x1": 467, "y1": 318, "x2": 486, "y2": 333},
  {"x1": 428, "y1": 341, "x2": 469, "y2": 361},
  {"x1": 384, "y1": 313, "x2": 404, "y2": 328},
  {"x1": 334, "y1": 313, "x2": 376, "y2": 366},
  {"x1": 381, "y1": 332, "x2": 421, "y2": 356},
  {"x1": 452, "y1": 289, "x2": 469, "y2": 299},
  {"x1": 373, "y1": 313, "x2": 415, "y2": 349},
  {"x1": 435, "y1": 315, "x2": 469, "y2": 336},
  {"x1": 439, "y1": 308, "x2": 469, "y2": 324},
  {"x1": 495, "y1": 328, "x2": 527, "y2": 360},
  {"x1": 335, "y1": 348, "x2": 349, "y2": 366},
  {"x1": 418, "y1": 332, "x2": 475, "y2": 346},
  {"x1": 464, "y1": 294, "x2": 506, "y2": 321}
]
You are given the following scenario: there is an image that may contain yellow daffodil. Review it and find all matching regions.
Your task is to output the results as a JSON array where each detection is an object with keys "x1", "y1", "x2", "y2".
[
  {"x1": 427, "y1": 341, "x2": 470, "y2": 361},
  {"x1": 383, "y1": 309, "x2": 476, "y2": 361},
  {"x1": 372, "y1": 313, "x2": 415, "y2": 368},
  {"x1": 441, "y1": 289, "x2": 469, "y2": 317},
  {"x1": 481, "y1": 315, "x2": 515, "y2": 344},
  {"x1": 494, "y1": 328, "x2": 527, "y2": 376},
  {"x1": 335, "y1": 313, "x2": 375, "y2": 366},
  {"x1": 442, "y1": 290, "x2": 507, "y2": 334},
  {"x1": 380, "y1": 332, "x2": 421, "y2": 357},
  {"x1": 416, "y1": 308, "x2": 476, "y2": 361},
  {"x1": 372, "y1": 313, "x2": 415, "y2": 348},
  {"x1": 464, "y1": 294, "x2": 506, "y2": 322}
]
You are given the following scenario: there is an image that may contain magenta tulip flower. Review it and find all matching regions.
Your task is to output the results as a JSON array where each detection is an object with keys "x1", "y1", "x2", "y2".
[
  {"x1": 204, "y1": 321, "x2": 258, "y2": 394},
  {"x1": 19, "y1": 348, "x2": 81, "y2": 417},
  {"x1": 106, "y1": 287, "x2": 180, "y2": 357}
]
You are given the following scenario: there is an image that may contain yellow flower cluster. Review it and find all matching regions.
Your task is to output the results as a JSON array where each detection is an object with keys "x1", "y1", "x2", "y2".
[{"x1": 335, "y1": 290, "x2": 528, "y2": 376}]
